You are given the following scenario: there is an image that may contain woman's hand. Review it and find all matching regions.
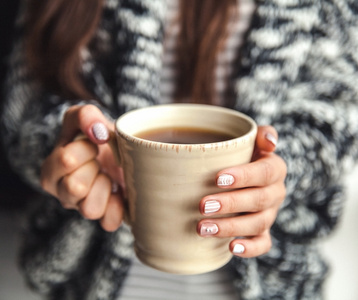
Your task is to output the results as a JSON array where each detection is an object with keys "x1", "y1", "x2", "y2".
[
  {"x1": 41, "y1": 104, "x2": 125, "y2": 232},
  {"x1": 197, "y1": 126, "x2": 287, "y2": 258}
]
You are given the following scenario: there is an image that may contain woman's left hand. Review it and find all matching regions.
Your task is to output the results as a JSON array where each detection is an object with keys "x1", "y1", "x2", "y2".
[{"x1": 197, "y1": 125, "x2": 287, "y2": 258}]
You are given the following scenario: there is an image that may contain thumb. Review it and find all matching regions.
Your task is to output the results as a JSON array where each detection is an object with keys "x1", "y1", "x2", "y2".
[
  {"x1": 255, "y1": 125, "x2": 278, "y2": 153},
  {"x1": 58, "y1": 104, "x2": 113, "y2": 146}
]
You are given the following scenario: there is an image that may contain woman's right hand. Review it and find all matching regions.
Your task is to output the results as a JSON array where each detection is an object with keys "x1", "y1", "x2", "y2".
[{"x1": 40, "y1": 104, "x2": 125, "y2": 232}]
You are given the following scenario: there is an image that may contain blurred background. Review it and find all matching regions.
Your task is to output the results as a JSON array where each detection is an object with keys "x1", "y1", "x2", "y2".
[
  {"x1": 0, "y1": 2, "x2": 357, "y2": 300},
  {"x1": 0, "y1": 1, "x2": 41, "y2": 299}
]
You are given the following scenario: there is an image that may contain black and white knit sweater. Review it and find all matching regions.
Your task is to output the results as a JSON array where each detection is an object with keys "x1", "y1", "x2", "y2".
[{"x1": 2, "y1": 0, "x2": 358, "y2": 299}]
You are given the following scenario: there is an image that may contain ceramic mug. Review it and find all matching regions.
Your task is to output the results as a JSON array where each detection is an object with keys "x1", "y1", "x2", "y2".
[{"x1": 110, "y1": 104, "x2": 257, "y2": 274}]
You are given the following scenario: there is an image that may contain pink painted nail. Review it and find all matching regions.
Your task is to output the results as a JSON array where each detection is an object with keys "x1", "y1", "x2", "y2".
[
  {"x1": 204, "y1": 200, "x2": 221, "y2": 214},
  {"x1": 200, "y1": 223, "x2": 219, "y2": 236},
  {"x1": 92, "y1": 122, "x2": 109, "y2": 141},
  {"x1": 217, "y1": 174, "x2": 234, "y2": 187}
]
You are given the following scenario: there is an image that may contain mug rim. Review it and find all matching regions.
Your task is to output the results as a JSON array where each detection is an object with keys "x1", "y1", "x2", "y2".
[{"x1": 115, "y1": 103, "x2": 257, "y2": 150}]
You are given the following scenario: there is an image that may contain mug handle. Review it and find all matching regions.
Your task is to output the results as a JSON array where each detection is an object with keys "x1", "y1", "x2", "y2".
[
  {"x1": 107, "y1": 131, "x2": 122, "y2": 166},
  {"x1": 73, "y1": 132, "x2": 131, "y2": 224}
]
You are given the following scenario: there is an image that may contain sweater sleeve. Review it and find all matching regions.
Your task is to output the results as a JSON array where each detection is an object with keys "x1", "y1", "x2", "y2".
[
  {"x1": 0, "y1": 5, "x2": 117, "y2": 296},
  {"x1": 1, "y1": 1, "x2": 159, "y2": 296},
  {"x1": 230, "y1": 3, "x2": 358, "y2": 299},
  {"x1": 236, "y1": 0, "x2": 358, "y2": 243},
  {"x1": 1, "y1": 0, "x2": 164, "y2": 193},
  {"x1": 1, "y1": 23, "x2": 113, "y2": 192}
]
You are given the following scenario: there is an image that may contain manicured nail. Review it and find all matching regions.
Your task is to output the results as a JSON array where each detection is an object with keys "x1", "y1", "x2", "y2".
[
  {"x1": 92, "y1": 122, "x2": 109, "y2": 141},
  {"x1": 265, "y1": 133, "x2": 277, "y2": 147},
  {"x1": 233, "y1": 244, "x2": 245, "y2": 254},
  {"x1": 200, "y1": 223, "x2": 219, "y2": 236},
  {"x1": 217, "y1": 174, "x2": 234, "y2": 187},
  {"x1": 204, "y1": 200, "x2": 221, "y2": 214}
]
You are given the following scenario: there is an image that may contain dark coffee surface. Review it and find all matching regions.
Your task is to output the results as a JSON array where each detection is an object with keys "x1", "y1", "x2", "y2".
[{"x1": 135, "y1": 127, "x2": 236, "y2": 144}]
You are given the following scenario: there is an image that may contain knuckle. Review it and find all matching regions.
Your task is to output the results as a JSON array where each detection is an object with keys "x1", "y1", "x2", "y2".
[
  {"x1": 279, "y1": 183, "x2": 287, "y2": 204},
  {"x1": 61, "y1": 176, "x2": 87, "y2": 199},
  {"x1": 241, "y1": 167, "x2": 250, "y2": 186},
  {"x1": 263, "y1": 234, "x2": 273, "y2": 254},
  {"x1": 40, "y1": 171, "x2": 57, "y2": 197},
  {"x1": 256, "y1": 213, "x2": 270, "y2": 234},
  {"x1": 226, "y1": 194, "x2": 238, "y2": 214},
  {"x1": 58, "y1": 148, "x2": 77, "y2": 171},
  {"x1": 255, "y1": 188, "x2": 267, "y2": 212},
  {"x1": 80, "y1": 203, "x2": 103, "y2": 220},
  {"x1": 276, "y1": 155, "x2": 288, "y2": 180},
  {"x1": 81, "y1": 208, "x2": 96, "y2": 220},
  {"x1": 280, "y1": 157, "x2": 288, "y2": 176},
  {"x1": 224, "y1": 220, "x2": 237, "y2": 237},
  {"x1": 78, "y1": 104, "x2": 100, "y2": 121},
  {"x1": 262, "y1": 161, "x2": 274, "y2": 186}
]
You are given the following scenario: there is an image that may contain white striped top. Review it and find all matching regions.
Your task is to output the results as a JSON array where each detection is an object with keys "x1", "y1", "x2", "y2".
[
  {"x1": 119, "y1": 0, "x2": 255, "y2": 299},
  {"x1": 119, "y1": 256, "x2": 238, "y2": 300}
]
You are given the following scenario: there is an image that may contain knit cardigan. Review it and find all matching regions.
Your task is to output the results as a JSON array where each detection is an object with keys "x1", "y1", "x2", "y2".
[{"x1": 2, "y1": 0, "x2": 358, "y2": 299}]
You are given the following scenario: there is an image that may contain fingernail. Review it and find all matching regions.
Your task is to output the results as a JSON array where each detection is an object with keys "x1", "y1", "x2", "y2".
[
  {"x1": 265, "y1": 133, "x2": 277, "y2": 147},
  {"x1": 200, "y1": 223, "x2": 219, "y2": 236},
  {"x1": 233, "y1": 243, "x2": 245, "y2": 254},
  {"x1": 204, "y1": 200, "x2": 221, "y2": 214},
  {"x1": 217, "y1": 174, "x2": 234, "y2": 187},
  {"x1": 92, "y1": 122, "x2": 109, "y2": 141}
]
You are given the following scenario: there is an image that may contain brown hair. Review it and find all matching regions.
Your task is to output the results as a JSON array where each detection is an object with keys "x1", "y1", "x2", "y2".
[
  {"x1": 25, "y1": 0, "x2": 236, "y2": 103},
  {"x1": 176, "y1": 0, "x2": 237, "y2": 104},
  {"x1": 25, "y1": 0, "x2": 104, "y2": 99}
]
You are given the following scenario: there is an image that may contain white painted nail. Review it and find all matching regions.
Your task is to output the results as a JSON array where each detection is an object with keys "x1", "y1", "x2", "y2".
[
  {"x1": 265, "y1": 133, "x2": 277, "y2": 147},
  {"x1": 204, "y1": 200, "x2": 221, "y2": 214},
  {"x1": 200, "y1": 223, "x2": 219, "y2": 236},
  {"x1": 92, "y1": 122, "x2": 109, "y2": 141},
  {"x1": 233, "y1": 244, "x2": 245, "y2": 254},
  {"x1": 217, "y1": 174, "x2": 234, "y2": 187}
]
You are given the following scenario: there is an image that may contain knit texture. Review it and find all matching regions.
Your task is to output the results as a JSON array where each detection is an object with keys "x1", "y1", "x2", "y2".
[{"x1": 2, "y1": 0, "x2": 358, "y2": 299}]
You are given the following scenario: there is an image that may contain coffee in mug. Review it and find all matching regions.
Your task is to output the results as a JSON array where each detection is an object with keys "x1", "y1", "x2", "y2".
[{"x1": 135, "y1": 127, "x2": 237, "y2": 144}]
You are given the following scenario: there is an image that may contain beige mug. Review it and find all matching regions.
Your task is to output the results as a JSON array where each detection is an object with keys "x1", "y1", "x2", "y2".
[{"x1": 109, "y1": 103, "x2": 257, "y2": 274}]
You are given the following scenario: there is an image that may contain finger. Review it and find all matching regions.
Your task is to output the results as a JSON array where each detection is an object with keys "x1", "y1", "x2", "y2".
[
  {"x1": 197, "y1": 208, "x2": 277, "y2": 238},
  {"x1": 41, "y1": 139, "x2": 99, "y2": 195},
  {"x1": 100, "y1": 194, "x2": 125, "y2": 232},
  {"x1": 59, "y1": 105, "x2": 113, "y2": 146},
  {"x1": 200, "y1": 181, "x2": 286, "y2": 215},
  {"x1": 57, "y1": 159, "x2": 100, "y2": 208},
  {"x1": 78, "y1": 173, "x2": 112, "y2": 220},
  {"x1": 255, "y1": 125, "x2": 278, "y2": 153},
  {"x1": 216, "y1": 153, "x2": 286, "y2": 189},
  {"x1": 229, "y1": 230, "x2": 272, "y2": 258}
]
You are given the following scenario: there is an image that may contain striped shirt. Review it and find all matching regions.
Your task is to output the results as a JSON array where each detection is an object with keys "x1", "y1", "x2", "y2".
[
  {"x1": 119, "y1": 256, "x2": 238, "y2": 300},
  {"x1": 119, "y1": 0, "x2": 255, "y2": 299}
]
